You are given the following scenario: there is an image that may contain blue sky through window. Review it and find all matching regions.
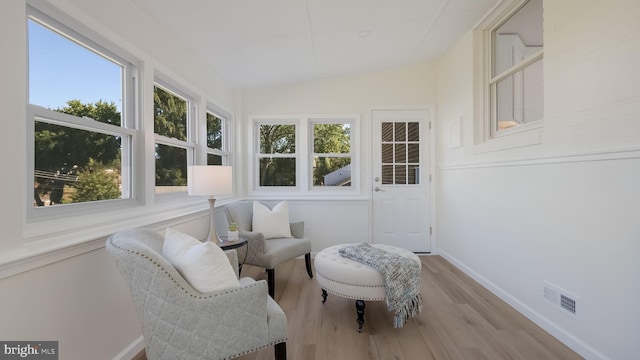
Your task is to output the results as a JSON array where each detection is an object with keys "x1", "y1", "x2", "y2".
[{"x1": 28, "y1": 19, "x2": 122, "y2": 113}]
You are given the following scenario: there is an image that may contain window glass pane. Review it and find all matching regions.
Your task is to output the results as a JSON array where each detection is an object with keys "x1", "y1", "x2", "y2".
[
  {"x1": 495, "y1": 58, "x2": 543, "y2": 131},
  {"x1": 395, "y1": 144, "x2": 406, "y2": 163},
  {"x1": 408, "y1": 144, "x2": 420, "y2": 163},
  {"x1": 259, "y1": 158, "x2": 296, "y2": 186},
  {"x1": 154, "y1": 86, "x2": 187, "y2": 141},
  {"x1": 493, "y1": 0, "x2": 543, "y2": 76},
  {"x1": 313, "y1": 157, "x2": 351, "y2": 186},
  {"x1": 314, "y1": 123, "x2": 350, "y2": 153},
  {"x1": 260, "y1": 124, "x2": 295, "y2": 154},
  {"x1": 395, "y1": 165, "x2": 407, "y2": 184},
  {"x1": 207, "y1": 153, "x2": 222, "y2": 165},
  {"x1": 206, "y1": 112, "x2": 222, "y2": 149},
  {"x1": 34, "y1": 121, "x2": 122, "y2": 206},
  {"x1": 395, "y1": 122, "x2": 406, "y2": 141},
  {"x1": 155, "y1": 144, "x2": 187, "y2": 193},
  {"x1": 382, "y1": 165, "x2": 393, "y2": 185},
  {"x1": 28, "y1": 19, "x2": 122, "y2": 123},
  {"x1": 381, "y1": 122, "x2": 393, "y2": 142}
]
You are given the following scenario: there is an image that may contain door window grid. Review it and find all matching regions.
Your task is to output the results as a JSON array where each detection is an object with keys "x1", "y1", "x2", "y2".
[{"x1": 381, "y1": 122, "x2": 420, "y2": 185}]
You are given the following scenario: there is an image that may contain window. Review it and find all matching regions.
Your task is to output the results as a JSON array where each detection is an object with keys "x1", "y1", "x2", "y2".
[
  {"x1": 27, "y1": 7, "x2": 136, "y2": 214},
  {"x1": 153, "y1": 82, "x2": 195, "y2": 194},
  {"x1": 253, "y1": 115, "x2": 358, "y2": 194},
  {"x1": 479, "y1": 0, "x2": 543, "y2": 140},
  {"x1": 312, "y1": 121, "x2": 352, "y2": 187},
  {"x1": 381, "y1": 122, "x2": 420, "y2": 185},
  {"x1": 256, "y1": 121, "x2": 297, "y2": 187},
  {"x1": 206, "y1": 110, "x2": 231, "y2": 166}
]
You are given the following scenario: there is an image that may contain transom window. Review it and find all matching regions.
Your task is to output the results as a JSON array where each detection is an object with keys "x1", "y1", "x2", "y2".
[{"x1": 27, "y1": 7, "x2": 136, "y2": 213}]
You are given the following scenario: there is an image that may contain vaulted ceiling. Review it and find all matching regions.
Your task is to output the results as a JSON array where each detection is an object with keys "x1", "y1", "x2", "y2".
[{"x1": 129, "y1": 0, "x2": 498, "y2": 88}]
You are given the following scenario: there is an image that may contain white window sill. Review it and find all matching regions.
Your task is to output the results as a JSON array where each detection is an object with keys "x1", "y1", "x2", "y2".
[{"x1": 473, "y1": 127, "x2": 542, "y2": 154}]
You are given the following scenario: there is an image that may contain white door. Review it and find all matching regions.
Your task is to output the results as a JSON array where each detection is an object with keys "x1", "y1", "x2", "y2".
[{"x1": 372, "y1": 109, "x2": 431, "y2": 253}]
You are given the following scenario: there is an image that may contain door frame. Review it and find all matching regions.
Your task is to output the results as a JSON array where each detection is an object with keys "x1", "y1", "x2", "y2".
[{"x1": 368, "y1": 105, "x2": 436, "y2": 253}]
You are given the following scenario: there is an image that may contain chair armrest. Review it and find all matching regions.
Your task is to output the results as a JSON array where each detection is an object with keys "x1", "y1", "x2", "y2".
[
  {"x1": 224, "y1": 249, "x2": 239, "y2": 278},
  {"x1": 290, "y1": 221, "x2": 304, "y2": 238}
]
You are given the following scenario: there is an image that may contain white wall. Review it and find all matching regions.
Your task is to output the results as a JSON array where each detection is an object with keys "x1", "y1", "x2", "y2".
[
  {"x1": 0, "y1": 0, "x2": 233, "y2": 359},
  {"x1": 238, "y1": 63, "x2": 438, "y2": 250},
  {"x1": 435, "y1": 1, "x2": 640, "y2": 359}
]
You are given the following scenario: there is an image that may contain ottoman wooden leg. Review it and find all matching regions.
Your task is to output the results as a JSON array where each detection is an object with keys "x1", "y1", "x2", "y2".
[
  {"x1": 355, "y1": 300, "x2": 365, "y2": 332},
  {"x1": 321, "y1": 289, "x2": 328, "y2": 304}
]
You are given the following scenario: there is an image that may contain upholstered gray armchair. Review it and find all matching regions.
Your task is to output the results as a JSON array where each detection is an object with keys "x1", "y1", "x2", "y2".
[
  {"x1": 106, "y1": 228, "x2": 287, "y2": 360},
  {"x1": 225, "y1": 201, "x2": 313, "y2": 298}
]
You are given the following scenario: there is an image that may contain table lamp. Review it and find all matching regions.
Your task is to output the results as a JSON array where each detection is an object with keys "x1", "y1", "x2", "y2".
[{"x1": 187, "y1": 165, "x2": 232, "y2": 242}]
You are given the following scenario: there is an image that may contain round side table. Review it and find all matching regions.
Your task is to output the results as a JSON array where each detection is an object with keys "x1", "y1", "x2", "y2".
[{"x1": 216, "y1": 236, "x2": 248, "y2": 273}]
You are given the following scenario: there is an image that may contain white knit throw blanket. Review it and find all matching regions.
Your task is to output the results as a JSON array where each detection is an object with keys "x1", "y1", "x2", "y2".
[{"x1": 339, "y1": 243, "x2": 423, "y2": 328}]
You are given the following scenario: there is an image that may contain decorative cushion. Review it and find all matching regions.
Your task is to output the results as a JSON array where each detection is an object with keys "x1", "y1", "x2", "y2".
[
  {"x1": 163, "y1": 228, "x2": 239, "y2": 293},
  {"x1": 252, "y1": 201, "x2": 292, "y2": 239}
]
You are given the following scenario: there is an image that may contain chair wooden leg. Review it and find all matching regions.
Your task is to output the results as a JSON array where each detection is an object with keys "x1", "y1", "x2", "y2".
[
  {"x1": 267, "y1": 268, "x2": 275, "y2": 298},
  {"x1": 274, "y1": 342, "x2": 286, "y2": 360},
  {"x1": 305, "y1": 253, "x2": 313, "y2": 279}
]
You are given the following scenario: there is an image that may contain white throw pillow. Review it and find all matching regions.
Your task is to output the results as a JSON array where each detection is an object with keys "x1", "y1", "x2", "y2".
[
  {"x1": 162, "y1": 227, "x2": 200, "y2": 265},
  {"x1": 163, "y1": 228, "x2": 239, "y2": 293},
  {"x1": 252, "y1": 201, "x2": 292, "y2": 239}
]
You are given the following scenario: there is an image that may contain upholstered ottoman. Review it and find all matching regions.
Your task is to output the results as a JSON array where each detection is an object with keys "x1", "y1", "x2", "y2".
[{"x1": 314, "y1": 243, "x2": 421, "y2": 331}]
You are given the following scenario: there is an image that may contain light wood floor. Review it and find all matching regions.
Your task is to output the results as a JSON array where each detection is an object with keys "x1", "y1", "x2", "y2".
[{"x1": 138, "y1": 255, "x2": 583, "y2": 360}]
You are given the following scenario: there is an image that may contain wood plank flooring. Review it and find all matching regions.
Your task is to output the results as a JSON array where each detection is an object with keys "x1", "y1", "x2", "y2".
[{"x1": 138, "y1": 255, "x2": 583, "y2": 360}]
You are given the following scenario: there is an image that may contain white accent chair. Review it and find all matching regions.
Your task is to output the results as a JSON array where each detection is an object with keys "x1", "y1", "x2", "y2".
[
  {"x1": 224, "y1": 201, "x2": 313, "y2": 298},
  {"x1": 106, "y1": 228, "x2": 288, "y2": 360}
]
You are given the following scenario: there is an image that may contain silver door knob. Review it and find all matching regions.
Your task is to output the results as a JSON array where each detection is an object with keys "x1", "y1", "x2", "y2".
[{"x1": 374, "y1": 187, "x2": 384, "y2": 192}]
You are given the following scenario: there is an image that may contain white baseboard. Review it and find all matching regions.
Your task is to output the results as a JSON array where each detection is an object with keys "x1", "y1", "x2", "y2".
[
  {"x1": 113, "y1": 336, "x2": 144, "y2": 360},
  {"x1": 435, "y1": 249, "x2": 609, "y2": 360}
]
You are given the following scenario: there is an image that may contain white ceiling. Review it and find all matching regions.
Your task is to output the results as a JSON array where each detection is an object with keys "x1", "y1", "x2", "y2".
[{"x1": 129, "y1": 0, "x2": 498, "y2": 89}]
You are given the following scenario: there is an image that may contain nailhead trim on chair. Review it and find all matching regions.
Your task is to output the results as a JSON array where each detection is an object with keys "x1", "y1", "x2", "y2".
[
  {"x1": 108, "y1": 239, "x2": 288, "y2": 359},
  {"x1": 109, "y1": 240, "x2": 260, "y2": 299}
]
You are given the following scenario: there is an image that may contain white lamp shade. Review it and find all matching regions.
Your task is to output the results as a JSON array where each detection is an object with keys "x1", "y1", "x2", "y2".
[{"x1": 187, "y1": 166, "x2": 233, "y2": 196}]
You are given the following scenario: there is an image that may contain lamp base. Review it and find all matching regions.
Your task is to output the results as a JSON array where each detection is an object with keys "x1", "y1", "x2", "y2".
[{"x1": 207, "y1": 197, "x2": 223, "y2": 243}]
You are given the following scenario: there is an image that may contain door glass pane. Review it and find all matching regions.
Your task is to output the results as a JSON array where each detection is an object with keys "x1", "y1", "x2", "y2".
[
  {"x1": 408, "y1": 144, "x2": 419, "y2": 163},
  {"x1": 395, "y1": 144, "x2": 406, "y2": 163},
  {"x1": 395, "y1": 165, "x2": 406, "y2": 184},
  {"x1": 382, "y1": 165, "x2": 393, "y2": 184},
  {"x1": 407, "y1": 122, "x2": 419, "y2": 141},
  {"x1": 395, "y1": 122, "x2": 406, "y2": 141},
  {"x1": 382, "y1": 144, "x2": 393, "y2": 163},
  {"x1": 408, "y1": 165, "x2": 420, "y2": 185},
  {"x1": 382, "y1": 122, "x2": 393, "y2": 142}
]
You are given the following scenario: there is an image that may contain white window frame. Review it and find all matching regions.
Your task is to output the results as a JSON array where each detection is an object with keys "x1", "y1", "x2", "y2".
[
  {"x1": 309, "y1": 117, "x2": 356, "y2": 191},
  {"x1": 204, "y1": 106, "x2": 232, "y2": 166},
  {"x1": 153, "y1": 78, "x2": 198, "y2": 197},
  {"x1": 474, "y1": 0, "x2": 544, "y2": 149},
  {"x1": 250, "y1": 114, "x2": 359, "y2": 197},
  {"x1": 253, "y1": 117, "x2": 299, "y2": 192},
  {"x1": 26, "y1": 5, "x2": 139, "y2": 223}
]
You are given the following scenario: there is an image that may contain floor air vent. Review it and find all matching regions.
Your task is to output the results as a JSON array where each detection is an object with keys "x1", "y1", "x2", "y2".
[{"x1": 544, "y1": 281, "x2": 578, "y2": 318}]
